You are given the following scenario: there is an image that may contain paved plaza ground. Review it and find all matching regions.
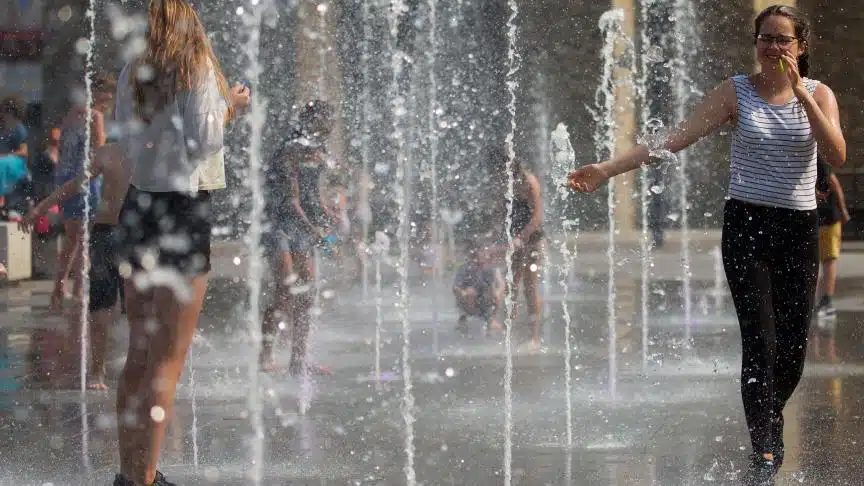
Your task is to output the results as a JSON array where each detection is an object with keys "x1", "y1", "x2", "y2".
[{"x1": 1, "y1": 234, "x2": 863, "y2": 485}]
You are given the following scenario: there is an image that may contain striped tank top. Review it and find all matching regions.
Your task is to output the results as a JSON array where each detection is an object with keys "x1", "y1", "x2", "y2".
[{"x1": 728, "y1": 74, "x2": 820, "y2": 211}]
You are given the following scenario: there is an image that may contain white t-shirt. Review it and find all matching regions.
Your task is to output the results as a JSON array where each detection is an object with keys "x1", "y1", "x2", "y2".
[{"x1": 115, "y1": 62, "x2": 228, "y2": 193}]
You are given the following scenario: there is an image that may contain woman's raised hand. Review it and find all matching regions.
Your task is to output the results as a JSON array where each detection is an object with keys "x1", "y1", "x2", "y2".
[
  {"x1": 567, "y1": 163, "x2": 610, "y2": 193},
  {"x1": 229, "y1": 84, "x2": 251, "y2": 110}
]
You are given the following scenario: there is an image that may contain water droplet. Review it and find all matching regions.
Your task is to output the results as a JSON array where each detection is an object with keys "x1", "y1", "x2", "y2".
[
  {"x1": 75, "y1": 38, "x2": 91, "y2": 55},
  {"x1": 236, "y1": 6, "x2": 245, "y2": 15},
  {"x1": 150, "y1": 406, "x2": 166, "y2": 423},
  {"x1": 136, "y1": 64, "x2": 154, "y2": 82},
  {"x1": 650, "y1": 185, "x2": 664, "y2": 194},
  {"x1": 58, "y1": 6, "x2": 73, "y2": 22},
  {"x1": 445, "y1": 368, "x2": 455, "y2": 377}
]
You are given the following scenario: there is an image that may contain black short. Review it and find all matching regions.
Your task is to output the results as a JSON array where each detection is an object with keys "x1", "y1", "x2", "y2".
[
  {"x1": 89, "y1": 223, "x2": 120, "y2": 312},
  {"x1": 116, "y1": 186, "x2": 212, "y2": 277}
]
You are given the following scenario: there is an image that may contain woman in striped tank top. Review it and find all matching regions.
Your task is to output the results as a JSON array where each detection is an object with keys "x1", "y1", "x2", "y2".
[{"x1": 569, "y1": 5, "x2": 845, "y2": 484}]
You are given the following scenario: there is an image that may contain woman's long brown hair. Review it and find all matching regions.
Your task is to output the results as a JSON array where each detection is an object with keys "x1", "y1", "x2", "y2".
[{"x1": 132, "y1": 0, "x2": 232, "y2": 122}]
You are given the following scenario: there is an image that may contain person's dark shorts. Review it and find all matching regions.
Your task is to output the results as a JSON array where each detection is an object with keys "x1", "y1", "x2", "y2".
[
  {"x1": 263, "y1": 226, "x2": 318, "y2": 256},
  {"x1": 88, "y1": 223, "x2": 120, "y2": 312},
  {"x1": 116, "y1": 186, "x2": 212, "y2": 276}
]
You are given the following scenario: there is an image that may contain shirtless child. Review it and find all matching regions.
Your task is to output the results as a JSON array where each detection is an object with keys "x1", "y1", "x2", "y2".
[{"x1": 20, "y1": 139, "x2": 129, "y2": 390}]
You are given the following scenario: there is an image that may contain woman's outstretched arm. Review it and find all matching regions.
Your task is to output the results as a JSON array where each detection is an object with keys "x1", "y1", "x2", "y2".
[{"x1": 570, "y1": 79, "x2": 736, "y2": 192}]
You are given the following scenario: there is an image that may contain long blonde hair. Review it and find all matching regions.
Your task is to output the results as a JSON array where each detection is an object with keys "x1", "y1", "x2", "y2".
[{"x1": 132, "y1": 0, "x2": 231, "y2": 122}]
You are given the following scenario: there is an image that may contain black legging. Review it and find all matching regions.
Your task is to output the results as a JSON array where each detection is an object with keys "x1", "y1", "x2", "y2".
[{"x1": 721, "y1": 199, "x2": 819, "y2": 454}]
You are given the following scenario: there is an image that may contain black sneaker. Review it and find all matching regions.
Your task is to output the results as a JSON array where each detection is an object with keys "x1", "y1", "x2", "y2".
[
  {"x1": 743, "y1": 454, "x2": 776, "y2": 486},
  {"x1": 152, "y1": 471, "x2": 176, "y2": 486},
  {"x1": 113, "y1": 471, "x2": 176, "y2": 486}
]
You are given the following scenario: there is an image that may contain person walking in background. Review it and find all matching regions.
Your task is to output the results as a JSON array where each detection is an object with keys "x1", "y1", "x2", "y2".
[
  {"x1": 0, "y1": 95, "x2": 28, "y2": 159},
  {"x1": 814, "y1": 157, "x2": 851, "y2": 320},
  {"x1": 0, "y1": 95, "x2": 29, "y2": 213},
  {"x1": 32, "y1": 127, "x2": 61, "y2": 201},
  {"x1": 568, "y1": 5, "x2": 845, "y2": 484},
  {"x1": 50, "y1": 74, "x2": 115, "y2": 314},
  {"x1": 113, "y1": 0, "x2": 250, "y2": 484}
]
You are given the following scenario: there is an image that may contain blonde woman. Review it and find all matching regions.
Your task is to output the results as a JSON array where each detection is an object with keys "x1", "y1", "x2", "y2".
[{"x1": 112, "y1": 0, "x2": 249, "y2": 484}]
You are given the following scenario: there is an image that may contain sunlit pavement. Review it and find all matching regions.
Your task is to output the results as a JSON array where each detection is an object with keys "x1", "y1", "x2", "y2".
[{"x1": 1, "y1": 245, "x2": 864, "y2": 485}]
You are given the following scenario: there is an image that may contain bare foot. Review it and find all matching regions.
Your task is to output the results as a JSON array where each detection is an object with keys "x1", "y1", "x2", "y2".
[
  {"x1": 48, "y1": 284, "x2": 66, "y2": 314},
  {"x1": 87, "y1": 375, "x2": 108, "y2": 391},
  {"x1": 260, "y1": 360, "x2": 289, "y2": 374},
  {"x1": 289, "y1": 362, "x2": 332, "y2": 377},
  {"x1": 486, "y1": 318, "x2": 504, "y2": 334},
  {"x1": 516, "y1": 339, "x2": 542, "y2": 354},
  {"x1": 0, "y1": 263, "x2": 6, "y2": 278}
]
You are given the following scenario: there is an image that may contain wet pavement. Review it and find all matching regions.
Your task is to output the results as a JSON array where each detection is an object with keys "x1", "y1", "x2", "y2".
[{"x1": 1, "y1": 257, "x2": 864, "y2": 485}]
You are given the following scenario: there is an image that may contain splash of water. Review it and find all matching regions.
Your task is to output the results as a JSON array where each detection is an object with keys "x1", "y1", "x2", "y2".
[
  {"x1": 373, "y1": 231, "x2": 389, "y2": 384},
  {"x1": 594, "y1": 9, "x2": 626, "y2": 399},
  {"x1": 78, "y1": 0, "x2": 98, "y2": 473},
  {"x1": 317, "y1": 4, "x2": 328, "y2": 94},
  {"x1": 636, "y1": 0, "x2": 655, "y2": 372},
  {"x1": 561, "y1": 219, "x2": 577, "y2": 448},
  {"x1": 672, "y1": 0, "x2": 699, "y2": 345},
  {"x1": 358, "y1": 0, "x2": 374, "y2": 300},
  {"x1": 502, "y1": 1, "x2": 521, "y2": 484},
  {"x1": 299, "y1": 247, "x2": 322, "y2": 415},
  {"x1": 550, "y1": 123, "x2": 575, "y2": 198},
  {"x1": 535, "y1": 80, "x2": 552, "y2": 345},
  {"x1": 551, "y1": 124, "x2": 577, "y2": 451},
  {"x1": 387, "y1": 1, "x2": 417, "y2": 483},
  {"x1": 189, "y1": 343, "x2": 199, "y2": 470},
  {"x1": 427, "y1": 0, "x2": 443, "y2": 355},
  {"x1": 240, "y1": 1, "x2": 268, "y2": 482},
  {"x1": 712, "y1": 245, "x2": 725, "y2": 311}
]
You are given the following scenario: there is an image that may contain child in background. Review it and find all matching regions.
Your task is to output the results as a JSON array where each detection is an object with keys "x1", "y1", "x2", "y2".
[
  {"x1": 453, "y1": 240, "x2": 504, "y2": 333},
  {"x1": 815, "y1": 157, "x2": 851, "y2": 319},
  {"x1": 20, "y1": 137, "x2": 128, "y2": 390}
]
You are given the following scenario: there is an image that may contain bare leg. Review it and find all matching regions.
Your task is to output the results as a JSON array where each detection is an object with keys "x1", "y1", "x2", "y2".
[
  {"x1": 822, "y1": 258, "x2": 838, "y2": 299},
  {"x1": 523, "y1": 256, "x2": 542, "y2": 345},
  {"x1": 59, "y1": 298, "x2": 85, "y2": 387},
  {"x1": 52, "y1": 220, "x2": 83, "y2": 312},
  {"x1": 509, "y1": 250, "x2": 525, "y2": 324},
  {"x1": 261, "y1": 252, "x2": 294, "y2": 371},
  {"x1": 88, "y1": 306, "x2": 114, "y2": 390},
  {"x1": 117, "y1": 278, "x2": 155, "y2": 477},
  {"x1": 117, "y1": 274, "x2": 208, "y2": 485},
  {"x1": 289, "y1": 251, "x2": 328, "y2": 375}
]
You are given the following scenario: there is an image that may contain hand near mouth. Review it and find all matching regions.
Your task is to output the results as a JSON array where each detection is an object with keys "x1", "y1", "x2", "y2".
[{"x1": 779, "y1": 52, "x2": 805, "y2": 93}]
